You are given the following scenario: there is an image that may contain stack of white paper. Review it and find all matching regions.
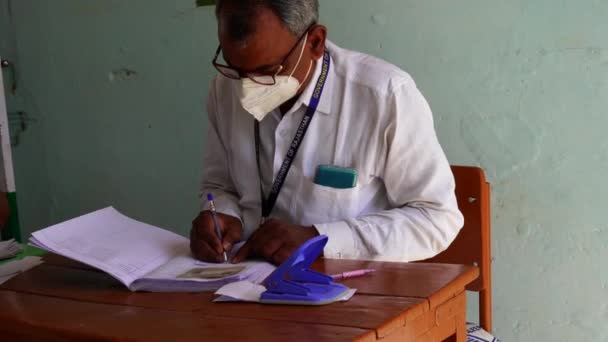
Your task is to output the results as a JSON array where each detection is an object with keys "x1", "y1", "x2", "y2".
[
  {"x1": 29, "y1": 207, "x2": 275, "y2": 292},
  {"x1": 0, "y1": 239, "x2": 22, "y2": 259}
]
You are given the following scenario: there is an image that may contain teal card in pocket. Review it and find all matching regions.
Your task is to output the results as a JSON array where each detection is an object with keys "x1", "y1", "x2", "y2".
[{"x1": 314, "y1": 165, "x2": 358, "y2": 189}]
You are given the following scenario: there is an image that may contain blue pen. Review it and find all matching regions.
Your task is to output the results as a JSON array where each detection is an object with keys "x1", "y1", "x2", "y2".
[{"x1": 207, "y1": 194, "x2": 228, "y2": 263}]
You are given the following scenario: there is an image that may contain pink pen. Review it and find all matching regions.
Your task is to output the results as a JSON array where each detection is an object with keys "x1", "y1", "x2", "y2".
[{"x1": 331, "y1": 269, "x2": 376, "y2": 280}]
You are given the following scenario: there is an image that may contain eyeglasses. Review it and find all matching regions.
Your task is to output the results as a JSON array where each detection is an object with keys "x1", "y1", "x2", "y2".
[{"x1": 212, "y1": 28, "x2": 311, "y2": 86}]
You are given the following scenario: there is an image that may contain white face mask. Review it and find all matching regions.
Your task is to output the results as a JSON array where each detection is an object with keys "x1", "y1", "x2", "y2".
[{"x1": 238, "y1": 34, "x2": 313, "y2": 121}]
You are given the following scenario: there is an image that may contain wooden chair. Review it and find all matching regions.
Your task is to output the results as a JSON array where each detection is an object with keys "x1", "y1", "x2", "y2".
[{"x1": 423, "y1": 166, "x2": 492, "y2": 332}]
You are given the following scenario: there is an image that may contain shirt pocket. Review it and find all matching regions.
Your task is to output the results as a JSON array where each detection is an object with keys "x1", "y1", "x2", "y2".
[{"x1": 290, "y1": 165, "x2": 361, "y2": 226}]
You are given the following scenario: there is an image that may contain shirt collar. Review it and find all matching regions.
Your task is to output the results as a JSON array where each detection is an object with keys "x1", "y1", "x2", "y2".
[{"x1": 291, "y1": 46, "x2": 335, "y2": 116}]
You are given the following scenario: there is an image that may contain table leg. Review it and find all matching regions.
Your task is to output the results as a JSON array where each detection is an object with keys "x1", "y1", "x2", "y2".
[{"x1": 434, "y1": 291, "x2": 468, "y2": 342}]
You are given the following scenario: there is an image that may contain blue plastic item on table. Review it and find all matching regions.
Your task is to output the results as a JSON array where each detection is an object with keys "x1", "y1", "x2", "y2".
[{"x1": 260, "y1": 235, "x2": 350, "y2": 305}]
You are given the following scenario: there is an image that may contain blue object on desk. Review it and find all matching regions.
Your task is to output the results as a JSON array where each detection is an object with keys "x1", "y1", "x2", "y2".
[{"x1": 260, "y1": 235, "x2": 349, "y2": 305}]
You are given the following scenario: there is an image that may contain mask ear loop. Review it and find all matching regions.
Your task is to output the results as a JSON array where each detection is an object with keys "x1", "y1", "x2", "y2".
[
  {"x1": 288, "y1": 33, "x2": 309, "y2": 78},
  {"x1": 289, "y1": 33, "x2": 314, "y2": 93},
  {"x1": 294, "y1": 60, "x2": 314, "y2": 93}
]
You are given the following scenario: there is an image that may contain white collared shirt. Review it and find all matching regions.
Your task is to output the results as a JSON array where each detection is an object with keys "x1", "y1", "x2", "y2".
[{"x1": 201, "y1": 40, "x2": 463, "y2": 262}]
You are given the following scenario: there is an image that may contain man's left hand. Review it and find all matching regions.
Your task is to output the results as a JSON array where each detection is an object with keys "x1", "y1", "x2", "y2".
[{"x1": 232, "y1": 219, "x2": 319, "y2": 265}]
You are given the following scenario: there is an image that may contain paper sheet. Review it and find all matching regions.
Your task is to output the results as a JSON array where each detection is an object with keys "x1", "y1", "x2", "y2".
[
  {"x1": 0, "y1": 239, "x2": 22, "y2": 259},
  {"x1": 214, "y1": 280, "x2": 267, "y2": 302},
  {"x1": 27, "y1": 207, "x2": 277, "y2": 293},
  {"x1": 213, "y1": 280, "x2": 357, "y2": 303},
  {"x1": 30, "y1": 207, "x2": 189, "y2": 286},
  {"x1": 138, "y1": 253, "x2": 274, "y2": 283},
  {"x1": 0, "y1": 256, "x2": 44, "y2": 285},
  {"x1": 129, "y1": 250, "x2": 275, "y2": 292},
  {"x1": 194, "y1": 241, "x2": 246, "y2": 265}
]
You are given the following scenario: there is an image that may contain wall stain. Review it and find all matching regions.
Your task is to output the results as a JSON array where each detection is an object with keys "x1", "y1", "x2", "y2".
[
  {"x1": 108, "y1": 68, "x2": 138, "y2": 82},
  {"x1": 460, "y1": 113, "x2": 544, "y2": 181},
  {"x1": 370, "y1": 14, "x2": 386, "y2": 25}
]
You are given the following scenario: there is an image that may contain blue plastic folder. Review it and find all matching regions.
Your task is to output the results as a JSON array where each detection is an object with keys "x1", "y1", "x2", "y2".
[{"x1": 260, "y1": 235, "x2": 350, "y2": 305}]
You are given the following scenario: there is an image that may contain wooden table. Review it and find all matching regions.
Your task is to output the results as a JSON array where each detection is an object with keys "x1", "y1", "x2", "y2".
[{"x1": 0, "y1": 254, "x2": 478, "y2": 341}]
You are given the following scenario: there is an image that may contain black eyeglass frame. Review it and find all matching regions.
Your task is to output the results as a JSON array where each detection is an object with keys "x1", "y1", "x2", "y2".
[{"x1": 212, "y1": 26, "x2": 314, "y2": 85}]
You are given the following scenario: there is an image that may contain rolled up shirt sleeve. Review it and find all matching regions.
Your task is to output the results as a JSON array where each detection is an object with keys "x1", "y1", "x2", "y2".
[{"x1": 199, "y1": 79, "x2": 242, "y2": 222}]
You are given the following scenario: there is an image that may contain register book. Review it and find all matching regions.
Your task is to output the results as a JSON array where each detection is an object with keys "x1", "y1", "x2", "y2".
[{"x1": 29, "y1": 207, "x2": 274, "y2": 292}]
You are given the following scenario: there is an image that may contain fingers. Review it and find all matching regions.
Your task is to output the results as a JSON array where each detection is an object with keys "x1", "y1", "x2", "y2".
[
  {"x1": 214, "y1": 213, "x2": 243, "y2": 251},
  {"x1": 190, "y1": 228, "x2": 224, "y2": 263},
  {"x1": 270, "y1": 247, "x2": 293, "y2": 266},
  {"x1": 232, "y1": 225, "x2": 265, "y2": 263},
  {"x1": 232, "y1": 239, "x2": 253, "y2": 264},
  {"x1": 190, "y1": 210, "x2": 245, "y2": 264},
  {"x1": 190, "y1": 212, "x2": 223, "y2": 260},
  {"x1": 198, "y1": 219, "x2": 224, "y2": 255},
  {"x1": 230, "y1": 219, "x2": 307, "y2": 265},
  {"x1": 232, "y1": 222, "x2": 286, "y2": 265},
  {"x1": 255, "y1": 237, "x2": 283, "y2": 262},
  {"x1": 222, "y1": 223, "x2": 242, "y2": 251}
]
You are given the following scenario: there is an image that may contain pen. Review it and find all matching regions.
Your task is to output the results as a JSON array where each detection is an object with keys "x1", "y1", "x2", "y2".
[
  {"x1": 207, "y1": 193, "x2": 228, "y2": 263},
  {"x1": 331, "y1": 269, "x2": 376, "y2": 280}
]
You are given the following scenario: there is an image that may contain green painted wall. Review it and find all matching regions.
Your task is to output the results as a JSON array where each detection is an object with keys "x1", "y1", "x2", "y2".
[
  {"x1": 2, "y1": 0, "x2": 607, "y2": 340},
  {"x1": 2, "y1": 0, "x2": 217, "y2": 235}
]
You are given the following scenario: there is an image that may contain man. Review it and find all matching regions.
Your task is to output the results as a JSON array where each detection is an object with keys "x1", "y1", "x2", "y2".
[{"x1": 190, "y1": 0, "x2": 464, "y2": 265}]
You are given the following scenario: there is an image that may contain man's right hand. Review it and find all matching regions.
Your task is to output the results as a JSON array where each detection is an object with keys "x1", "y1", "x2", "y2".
[{"x1": 190, "y1": 211, "x2": 243, "y2": 263}]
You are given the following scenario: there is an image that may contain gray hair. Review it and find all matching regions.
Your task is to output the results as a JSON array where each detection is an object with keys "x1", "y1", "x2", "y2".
[{"x1": 216, "y1": 0, "x2": 319, "y2": 41}]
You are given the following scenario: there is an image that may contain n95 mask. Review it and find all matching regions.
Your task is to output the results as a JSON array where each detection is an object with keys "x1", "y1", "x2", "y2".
[{"x1": 238, "y1": 34, "x2": 312, "y2": 121}]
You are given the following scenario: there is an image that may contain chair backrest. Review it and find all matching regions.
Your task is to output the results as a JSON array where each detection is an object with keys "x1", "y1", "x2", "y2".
[{"x1": 423, "y1": 166, "x2": 492, "y2": 332}]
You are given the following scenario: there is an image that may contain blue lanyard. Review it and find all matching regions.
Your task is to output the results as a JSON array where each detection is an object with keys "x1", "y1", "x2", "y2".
[{"x1": 255, "y1": 50, "x2": 331, "y2": 222}]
